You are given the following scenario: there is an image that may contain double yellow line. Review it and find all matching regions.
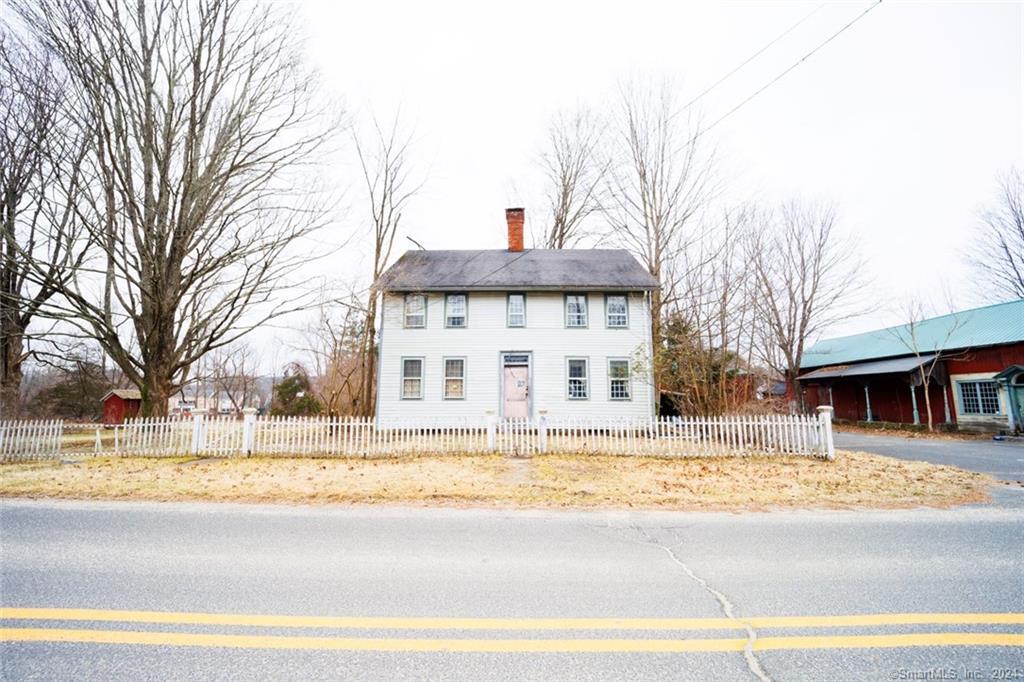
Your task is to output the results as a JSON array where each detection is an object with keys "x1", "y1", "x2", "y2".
[{"x1": 2, "y1": 608, "x2": 1022, "y2": 653}]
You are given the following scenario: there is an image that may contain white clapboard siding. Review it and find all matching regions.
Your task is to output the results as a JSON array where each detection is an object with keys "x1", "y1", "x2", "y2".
[
  {"x1": 377, "y1": 291, "x2": 656, "y2": 424},
  {"x1": 0, "y1": 419, "x2": 64, "y2": 462}
]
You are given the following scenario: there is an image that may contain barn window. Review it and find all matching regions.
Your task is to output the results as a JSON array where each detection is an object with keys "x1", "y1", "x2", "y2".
[
  {"x1": 445, "y1": 294, "x2": 467, "y2": 328},
  {"x1": 507, "y1": 293, "x2": 526, "y2": 327},
  {"x1": 957, "y1": 380, "x2": 1000, "y2": 415},
  {"x1": 404, "y1": 294, "x2": 426, "y2": 328},
  {"x1": 567, "y1": 358, "x2": 589, "y2": 399},
  {"x1": 401, "y1": 358, "x2": 423, "y2": 399},
  {"x1": 565, "y1": 294, "x2": 588, "y2": 327},
  {"x1": 605, "y1": 295, "x2": 628, "y2": 328},
  {"x1": 608, "y1": 359, "x2": 631, "y2": 400},
  {"x1": 443, "y1": 358, "x2": 465, "y2": 399}
]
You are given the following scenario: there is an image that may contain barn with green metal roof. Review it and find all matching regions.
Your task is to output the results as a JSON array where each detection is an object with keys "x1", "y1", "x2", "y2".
[{"x1": 798, "y1": 299, "x2": 1024, "y2": 433}]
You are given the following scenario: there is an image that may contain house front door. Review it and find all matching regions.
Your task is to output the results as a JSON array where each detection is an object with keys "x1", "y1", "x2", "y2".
[{"x1": 503, "y1": 365, "x2": 529, "y2": 418}]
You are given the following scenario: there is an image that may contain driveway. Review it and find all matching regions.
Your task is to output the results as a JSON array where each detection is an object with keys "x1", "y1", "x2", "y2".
[
  {"x1": 833, "y1": 430, "x2": 1024, "y2": 482},
  {"x1": 2, "y1": 499, "x2": 1022, "y2": 681}
]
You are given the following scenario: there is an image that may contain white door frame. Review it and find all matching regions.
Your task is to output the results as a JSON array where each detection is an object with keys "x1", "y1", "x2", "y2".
[{"x1": 498, "y1": 351, "x2": 532, "y2": 419}]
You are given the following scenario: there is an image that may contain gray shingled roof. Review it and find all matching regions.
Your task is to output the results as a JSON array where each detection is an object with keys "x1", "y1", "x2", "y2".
[{"x1": 378, "y1": 249, "x2": 659, "y2": 292}]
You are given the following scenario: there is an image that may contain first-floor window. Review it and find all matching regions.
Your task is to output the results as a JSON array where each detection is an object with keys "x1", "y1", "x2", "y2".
[
  {"x1": 444, "y1": 358, "x2": 465, "y2": 399},
  {"x1": 401, "y1": 358, "x2": 423, "y2": 399},
  {"x1": 958, "y1": 380, "x2": 1000, "y2": 415},
  {"x1": 567, "y1": 358, "x2": 589, "y2": 399},
  {"x1": 608, "y1": 359, "x2": 631, "y2": 400}
]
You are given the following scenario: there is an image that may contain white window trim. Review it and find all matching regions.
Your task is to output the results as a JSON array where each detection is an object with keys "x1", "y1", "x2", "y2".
[
  {"x1": 605, "y1": 294, "x2": 629, "y2": 329},
  {"x1": 607, "y1": 358, "x2": 632, "y2": 401},
  {"x1": 400, "y1": 356, "x2": 424, "y2": 400},
  {"x1": 566, "y1": 356, "x2": 590, "y2": 400},
  {"x1": 403, "y1": 294, "x2": 426, "y2": 329},
  {"x1": 955, "y1": 379, "x2": 1002, "y2": 416},
  {"x1": 445, "y1": 293, "x2": 468, "y2": 328},
  {"x1": 507, "y1": 293, "x2": 526, "y2": 328},
  {"x1": 565, "y1": 294, "x2": 589, "y2": 328},
  {"x1": 443, "y1": 356, "x2": 466, "y2": 400}
]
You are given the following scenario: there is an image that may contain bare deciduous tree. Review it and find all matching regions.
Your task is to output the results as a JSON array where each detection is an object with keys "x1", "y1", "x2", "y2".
[
  {"x1": 748, "y1": 201, "x2": 863, "y2": 411},
  {"x1": 353, "y1": 116, "x2": 421, "y2": 416},
  {"x1": 969, "y1": 167, "x2": 1024, "y2": 302},
  {"x1": 206, "y1": 343, "x2": 261, "y2": 417},
  {"x1": 604, "y1": 79, "x2": 717, "y2": 350},
  {"x1": 297, "y1": 290, "x2": 369, "y2": 417},
  {"x1": 0, "y1": 29, "x2": 86, "y2": 417},
  {"x1": 536, "y1": 108, "x2": 608, "y2": 249},
  {"x1": 14, "y1": 0, "x2": 335, "y2": 415}
]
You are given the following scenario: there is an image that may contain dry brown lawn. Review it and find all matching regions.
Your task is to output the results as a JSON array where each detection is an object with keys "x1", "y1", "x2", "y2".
[{"x1": 0, "y1": 450, "x2": 992, "y2": 511}]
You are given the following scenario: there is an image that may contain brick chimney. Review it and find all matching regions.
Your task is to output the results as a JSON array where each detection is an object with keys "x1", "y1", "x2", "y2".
[{"x1": 506, "y1": 208, "x2": 524, "y2": 252}]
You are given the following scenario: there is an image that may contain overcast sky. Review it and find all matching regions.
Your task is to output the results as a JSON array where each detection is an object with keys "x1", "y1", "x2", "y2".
[{"x1": 280, "y1": 0, "x2": 1021, "y2": 353}]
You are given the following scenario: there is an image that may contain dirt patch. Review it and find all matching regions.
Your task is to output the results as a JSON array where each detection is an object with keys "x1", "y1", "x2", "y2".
[{"x1": 0, "y1": 451, "x2": 992, "y2": 511}]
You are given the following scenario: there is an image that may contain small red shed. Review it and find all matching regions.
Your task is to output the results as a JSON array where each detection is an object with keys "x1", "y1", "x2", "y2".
[{"x1": 101, "y1": 389, "x2": 143, "y2": 425}]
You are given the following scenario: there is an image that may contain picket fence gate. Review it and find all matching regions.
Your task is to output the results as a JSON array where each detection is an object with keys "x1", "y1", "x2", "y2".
[
  {"x1": 0, "y1": 419, "x2": 63, "y2": 462},
  {"x1": 0, "y1": 409, "x2": 836, "y2": 462}
]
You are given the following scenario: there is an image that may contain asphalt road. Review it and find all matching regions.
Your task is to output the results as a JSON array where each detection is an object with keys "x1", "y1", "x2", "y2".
[
  {"x1": 833, "y1": 431, "x2": 1024, "y2": 482},
  {"x1": 2, "y1": 499, "x2": 1022, "y2": 680}
]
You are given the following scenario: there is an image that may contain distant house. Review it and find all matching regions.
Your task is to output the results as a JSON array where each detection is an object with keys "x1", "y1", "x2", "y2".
[
  {"x1": 374, "y1": 208, "x2": 659, "y2": 425},
  {"x1": 101, "y1": 389, "x2": 142, "y2": 425},
  {"x1": 798, "y1": 300, "x2": 1024, "y2": 432}
]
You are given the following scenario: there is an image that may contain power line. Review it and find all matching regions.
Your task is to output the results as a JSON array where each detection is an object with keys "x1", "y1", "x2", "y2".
[
  {"x1": 680, "y1": 3, "x2": 827, "y2": 114},
  {"x1": 692, "y1": 0, "x2": 883, "y2": 143}
]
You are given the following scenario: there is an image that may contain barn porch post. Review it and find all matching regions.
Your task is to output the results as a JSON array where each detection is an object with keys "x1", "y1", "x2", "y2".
[
  {"x1": 909, "y1": 383, "x2": 920, "y2": 425},
  {"x1": 864, "y1": 383, "x2": 874, "y2": 422},
  {"x1": 942, "y1": 385, "x2": 952, "y2": 424}
]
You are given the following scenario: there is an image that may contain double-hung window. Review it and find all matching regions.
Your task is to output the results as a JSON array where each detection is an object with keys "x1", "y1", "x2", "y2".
[
  {"x1": 401, "y1": 358, "x2": 423, "y2": 399},
  {"x1": 567, "y1": 358, "x2": 589, "y2": 399},
  {"x1": 444, "y1": 358, "x2": 465, "y2": 399},
  {"x1": 445, "y1": 293, "x2": 467, "y2": 328},
  {"x1": 507, "y1": 293, "x2": 526, "y2": 327},
  {"x1": 957, "y1": 380, "x2": 1000, "y2": 415},
  {"x1": 404, "y1": 294, "x2": 426, "y2": 328},
  {"x1": 608, "y1": 359, "x2": 631, "y2": 400},
  {"x1": 566, "y1": 294, "x2": 588, "y2": 327},
  {"x1": 605, "y1": 295, "x2": 628, "y2": 328}
]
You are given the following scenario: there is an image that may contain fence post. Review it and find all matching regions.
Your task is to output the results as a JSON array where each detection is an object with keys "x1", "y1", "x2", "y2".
[
  {"x1": 538, "y1": 410, "x2": 548, "y2": 453},
  {"x1": 485, "y1": 411, "x2": 496, "y2": 452},
  {"x1": 95, "y1": 428, "x2": 101, "y2": 453},
  {"x1": 191, "y1": 412, "x2": 206, "y2": 454},
  {"x1": 817, "y1": 405, "x2": 835, "y2": 460},
  {"x1": 241, "y1": 408, "x2": 258, "y2": 456}
]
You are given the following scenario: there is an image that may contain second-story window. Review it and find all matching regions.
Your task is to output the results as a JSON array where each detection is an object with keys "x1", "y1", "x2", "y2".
[
  {"x1": 566, "y1": 294, "x2": 588, "y2": 327},
  {"x1": 445, "y1": 294, "x2": 467, "y2": 328},
  {"x1": 507, "y1": 293, "x2": 526, "y2": 327},
  {"x1": 606, "y1": 295, "x2": 628, "y2": 328},
  {"x1": 404, "y1": 294, "x2": 426, "y2": 328}
]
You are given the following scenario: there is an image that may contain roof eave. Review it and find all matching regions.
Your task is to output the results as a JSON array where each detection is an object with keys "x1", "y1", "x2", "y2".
[{"x1": 381, "y1": 284, "x2": 659, "y2": 293}]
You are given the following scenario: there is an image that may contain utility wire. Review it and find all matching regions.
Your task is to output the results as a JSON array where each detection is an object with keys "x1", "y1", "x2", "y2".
[
  {"x1": 680, "y1": 2, "x2": 827, "y2": 114},
  {"x1": 691, "y1": 0, "x2": 883, "y2": 143}
]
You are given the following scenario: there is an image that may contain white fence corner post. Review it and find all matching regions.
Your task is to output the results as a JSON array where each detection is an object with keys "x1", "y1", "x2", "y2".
[
  {"x1": 817, "y1": 405, "x2": 835, "y2": 460},
  {"x1": 538, "y1": 410, "x2": 548, "y2": 453},
  {"x1": 191, "y1": 412, "x2": 206, "y2": 455},
  {"x1": 241, "y1": 408, "x2": 258, "y2": 456},
  {"x1": 95, "y1": 428, "x2": 101, "y2": 453},
  {"x1": 485, "y1": 411, "x2": 497, "y2": 452}
]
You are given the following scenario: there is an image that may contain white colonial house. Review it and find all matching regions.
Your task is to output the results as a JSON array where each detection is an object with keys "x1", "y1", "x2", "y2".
[{"x1": 375, "y1": 208, "x2": 659, "y2": 425}]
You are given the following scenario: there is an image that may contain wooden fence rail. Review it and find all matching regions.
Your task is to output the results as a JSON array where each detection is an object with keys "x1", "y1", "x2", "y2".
[{"x1": 0, "y1": 408, "x2": 836, "y2": 462}]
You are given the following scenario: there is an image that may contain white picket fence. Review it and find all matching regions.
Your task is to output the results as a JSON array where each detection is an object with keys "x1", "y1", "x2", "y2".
[
  {"x1": 0, "y1": 420, "x2": 63, "y2": 462},
  {"x1": 0, "y1": 409, "x2": 836, "y2": 462}
]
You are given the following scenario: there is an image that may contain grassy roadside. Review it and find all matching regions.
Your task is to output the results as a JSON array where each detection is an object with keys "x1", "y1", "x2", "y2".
[{"x1": 0, "y1": 451, "x2": 991, "y2": 511}]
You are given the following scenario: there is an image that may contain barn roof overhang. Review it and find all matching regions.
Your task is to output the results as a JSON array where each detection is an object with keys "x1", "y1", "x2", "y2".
[{"x1": 798, "y1": 354, "x2": 936, "y2": 382}]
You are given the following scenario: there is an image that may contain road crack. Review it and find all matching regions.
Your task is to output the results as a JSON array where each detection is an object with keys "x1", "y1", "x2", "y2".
[{"x1": 633, "y1": 524, "x2": 771, "y2": 682}]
